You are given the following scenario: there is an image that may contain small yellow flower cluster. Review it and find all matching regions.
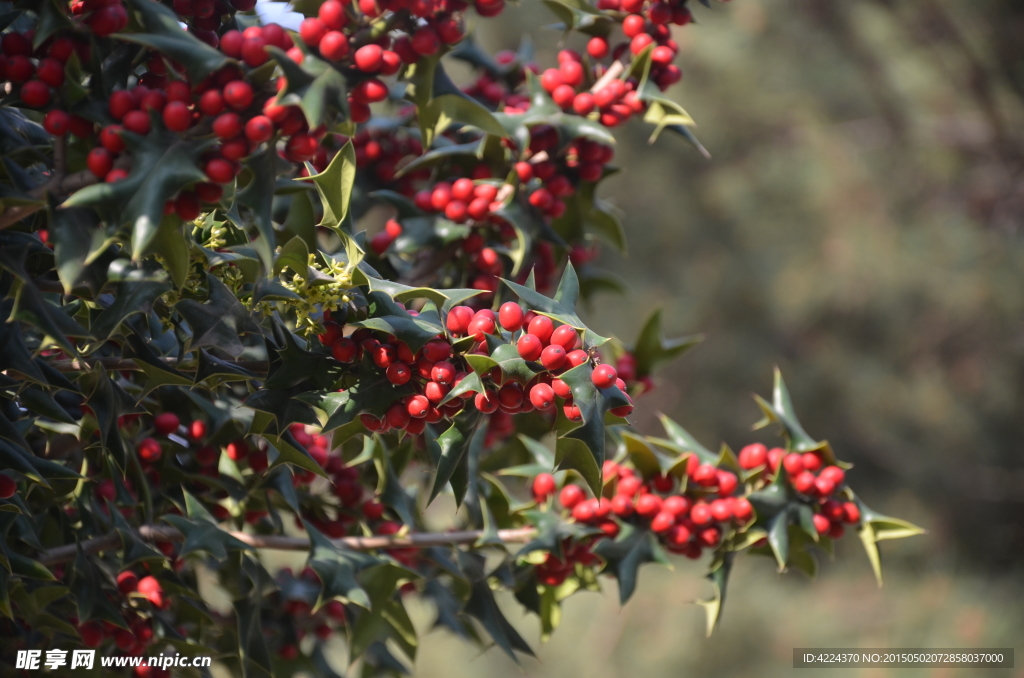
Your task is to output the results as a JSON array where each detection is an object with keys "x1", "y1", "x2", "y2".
[{"x1": 260, "y1": 253, "x2": 355, "y2": 336}]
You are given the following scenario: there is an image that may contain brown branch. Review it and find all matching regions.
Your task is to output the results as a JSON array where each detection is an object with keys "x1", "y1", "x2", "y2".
[{"x1": 37, "y1": 524, "x2": 538, "y2": 566}]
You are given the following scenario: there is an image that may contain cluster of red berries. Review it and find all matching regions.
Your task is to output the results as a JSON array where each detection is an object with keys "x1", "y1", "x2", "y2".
[
  {"x1": 532, "y1": 537, "x2": 601, "y2": 586},
  {"x1": 270, "y1": 567, "x2": 348, "y2": 660},
  {"x1": 738, "y1": 443, "x2": 861, "y2": 538},
  {"x1": 73, "y1": 572, "x2": 166, "y2": 666},
  {"x1": 1, "y1": 31, "x2": 89, "y2": 110},
  {"x1": 533, "y1": 456, "x2": 748, "y2": 560},
  {"x1": 171, "y1": 0, "x2": 257, "y2": 47},
  {"x1": 589, "y1": 0, "x2": 691, "y2": 91}
]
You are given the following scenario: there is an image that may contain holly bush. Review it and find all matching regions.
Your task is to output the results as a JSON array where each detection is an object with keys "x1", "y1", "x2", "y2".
[{"x1": 0, "y1": 0, "x2": 924, "y2": 673}]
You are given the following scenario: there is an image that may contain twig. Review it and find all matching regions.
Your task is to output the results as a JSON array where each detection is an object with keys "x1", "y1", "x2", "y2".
[
  {"x1": 590, "y1": 60, "x2": 625, "y2": 93},
  {"x1": 37, "y1": 524, "x2": 538, "y2": 566}
]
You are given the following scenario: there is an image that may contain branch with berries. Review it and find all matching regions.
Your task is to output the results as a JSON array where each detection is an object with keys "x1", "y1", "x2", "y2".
[{"x1": 0, "y1": 0, "x2": 921, "y2": 674}]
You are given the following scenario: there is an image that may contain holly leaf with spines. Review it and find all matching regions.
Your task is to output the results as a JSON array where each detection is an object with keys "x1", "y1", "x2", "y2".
[
  {"x1": 437, "y1": 370, "x2": 483, "y2": 406},
  {"x1": 593, "y1": 523, "x2": 670, "y2": 604},
  {"x1": 63, "y1": 127, "x2": 214, "y2": 259},
  {"x1": 309, "y1": 360, "x2": 415, "y2": 431},
  {"x1": 263, "y1": 326, "x2": 342, "y2": 391},
  {"x1": 90, "y1": 278, "x2": 172, "y2": 340},
  {"x1": 174, "y1": 274, "x2": 262, "y2": 358},
  {"x1": 753, "y1": 368, "x2": 846, "y2": 466},
  {"x1": 350, "y1": 291, "x2": 445, "y2": 353},
  {"x1": 9, "y1": 278, "x2": 92, "y2": 355},
  {"x1": 464, "y1": 337, "x2": 541, "y2": 385},
  {"x1": 554, "y1": 362, "x2": 631, "y2": 495},
  {"x1": 516, "y1": 505, "x2": 596, "y2": 559},
  {"x1": 652, "y1": 413, "x2": 720, "y2": 465},
  {"x1": 428, "y1": 410, "x2": 484, "y2": 504},
  {"x1": 162, "y1": 490, "x2": 253, "y2": 560},
  {"x1": 632, "y1": 308, "x2": 703, "y2": 377},
  {"x1": 119, "y1": 0, "x2": 229, "y2": 83},
  {"x1": 303, "y1": 521, "x2": 377, "y2": 610},
  {"x1": 49, "y1": 203, "x2": 111, "y2": 296},
  {"x1": 299, "y1": 139, "x2": 356, "y2": 232},
  {"x1": 458, "y1": 552, "x2": 535, "y2": 662},
  {"x1": 268, "y1": 47, "x2": 349, "y2": 129},
  {"x1": 694, "y1": 553, "x2": 732, "y2": 637},
  {"x1": 851, "y1": 492, "x2": 925, "y2": 586},
  {"x1": 500, "y1": 262, "x2": 609, "y2": 349},
  {"x1": 541, "y1": 0, "x2": 614, "y2": 34}
]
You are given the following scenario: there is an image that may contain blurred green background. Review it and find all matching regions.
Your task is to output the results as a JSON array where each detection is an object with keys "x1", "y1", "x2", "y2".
[{"x1": 402, "y1": 0, "x2": 1024, "y2": 675}]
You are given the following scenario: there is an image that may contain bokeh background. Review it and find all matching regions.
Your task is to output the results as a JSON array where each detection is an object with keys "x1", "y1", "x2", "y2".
[{"x1": 269, "y1": 0, "x2": 1024, "y2": 675}]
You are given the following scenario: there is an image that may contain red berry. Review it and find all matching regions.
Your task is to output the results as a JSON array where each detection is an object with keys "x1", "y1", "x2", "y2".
[
  {"x1": 212, "y1": 112, "x2": 242, "y2": 139},
  {"x1": 20, "y1": 80, "x2": 50, "y2": 107},
  {"x1": 587, "y1": 36, "x2": 609, "y2": 59},
  {"x1": 117, "y1": 570, "x2": 139, "y2": 594},
  {"x1": 650, "y1": 510, "x2": 675, "y2": 533},
  {"x1": 813, "y1": 513, "x2": 831, "y2": 535},
  {"x1": 407, "y1": 395, "x2": 430, "y2": 419},
  {"x1": 431, "y1": 361, "x2": 456, "y2": 384},
  {"x1": 162, "y1": 101, "x2": 191, "y2": 132},
  {"x1": 792, "y1": 470, "x2": 816, "y2": 495},
  {"x1": 386, "y1": 361, "x2": 411, "y2": 385},
  {"x1": 154, "y1": 412, "x2": 180, "y2": 435},
  {"x1": 622, "y1": 14, "x2": 646, "y2": 37},
  {"x1": 36, "y1": 58, "x2": 65, "y2": 87},
  {"x1": 523, "y1": 315, "x2": 551, "y2": 345},
  {"x1": 446, "y1": 305, "x2": 473, "y2": 335},
  {"x1": 138, "y1": 437, "x2": 162, "y2": 462},
  {"x1": 241, "y1": 36, "x2": 269, "y2": 67},
  {"x1": 223, "y1": 80, "x2": 254, "y2": 111},
  {"x1": 842, "y1": 502, "x2": 861, "y2": 524},
  {"x1": 738, "y1": 443, "x2": 768, "y2": 469},
  {"x1": 591, "y1": 364, "x2": 617, "y2": 389},
  {"x1": 205, "y1": 158, "x2": 235, "y2": 184},
  {"x1": 782, "y1": 453, "x2": 805, "y2": 476},
  {"x1": 299, "y1": 17, "x2": 327, "y2": 47},
  {"x1": 174, "y1": 191, "x2": 200, "y2": 220},
  {"x1": 319, "y1": 0, "x2": 346, "y2": 29},
  {"x1": 733, "y1": 497, "x2": 754, "y2": 522},
  {"x1": 109, "y1": 90, "x2": 135, "y2": 120},
  {"x1": 690, "y1": 502, "x2": 713, "y2": 525},
  {"x1": 244, "y1": 115, "x2": 273, "y2": 143},
  {"x1": 691, "y1": 463, "x2": 718, "y2": 487},
  {"x1": 539, "y1": 345, "x2": 566, "y2": 371},
  {"x1": 528, "y1": 382, "x2": 555, "y2": 410},
  {"x1": 43, "y1": 109, "x2": 71, "y2": 136},
  {"x1": 411, "y1": 26, "x2": 440, "y2": 55},
  {"x1": 122, "y1": 109, "x2": 151, "y2": 135},
  {"x1": 635, "y1": 493, "x2": 662, "y2": 518},
  {"x1": 319, "y1": 31, "x2": 349, "y2": 61},
  {"x1": 87, "y1": 148, "x2": 113, "y2": 178},
  {"x1": 0, "y1": 474, "x2": 15, "y2": 499},
  {"x1": 474, "y1": 390, "x2": 498, "y2": 413},
  {"x1": 532, "y1": 473, "x2": 556, "y2": 501},
  {"x1": 354, "y1": 44, "x2": 383, "y2": 72},
  {"x1": 559, "y1": 484, "x2": 584, "y2": 509},
  {"x1": 199, "y1": 89, "x2": 225, "y2": 116}
]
